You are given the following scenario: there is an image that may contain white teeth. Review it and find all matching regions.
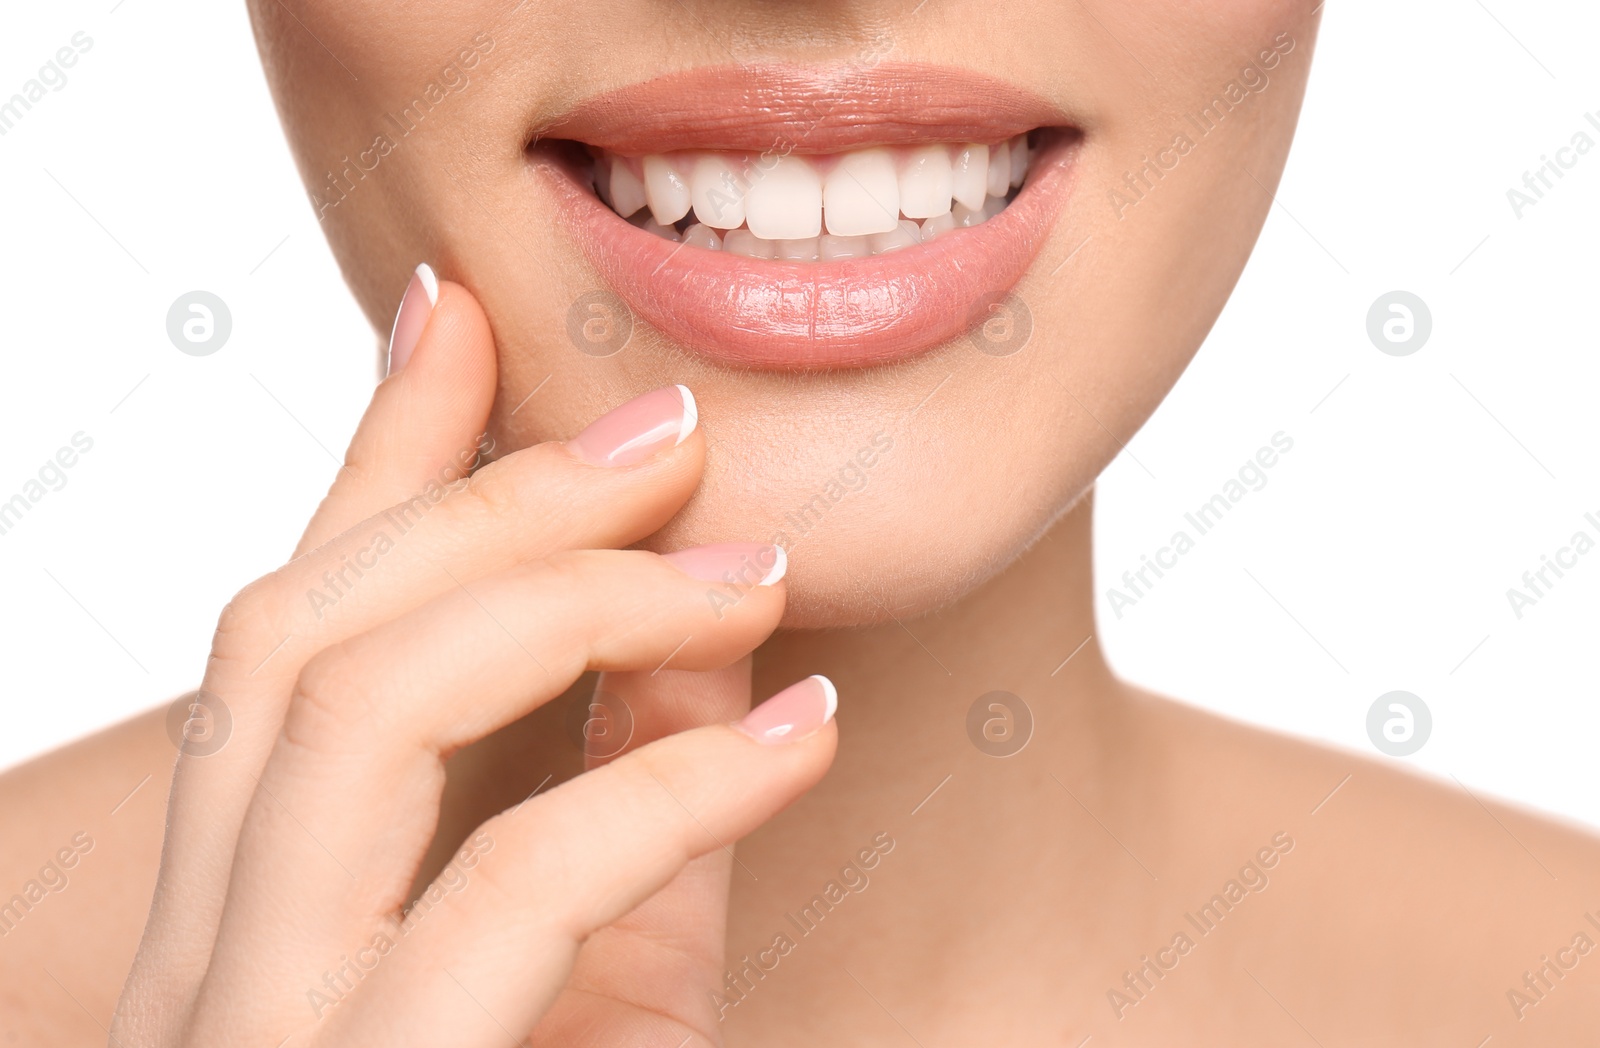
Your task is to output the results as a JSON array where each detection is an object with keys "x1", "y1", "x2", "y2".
[
  {"x1": 820, "y1": 234, "x2": 872, "y2": 260},
  {"x1": 610, "y1": 159, "x2": 647, "y2": 218},
  {"x1": 823, "y1": 147, "x2": 901, "y2": 236},
  {"x1": 986, "y1": 141, "x2": 1011, "y2": 199},
  {"x1": 680, "y1": 223, "x2": 724, "y2": 250},
  {"x1": 690, "y1": 154, "x2": 747, "y2": 230},
  {"x1": 602, "y1": 136, "x2": 1037, "y2": 259},
  {"x1": 952, "y1": 201, "x2": 985, "y2": 228},
  {"x1": 723, "y1": 229, "x2": 776, "y2": 258},
  {"x1": 631, "y1": 212, "x2": 680, "y2": 240},
  {"x1": 920, "y1": 212, "x2": 956, "y2": 241},
  {"x1": 777, "y1": 238, "x2": 821, "y2": 262},
  {"x1": 643, "y1": 155, "x2": 691, "y2": 225},
  {"x1": 745, "y1": 155, "x2": 822, "y2": 241},
  {"x1": 898, "y1": 144, "x2": 954, "y2": 219},
  {"x1": 951, "y1": 144, "x2": 989, "y2": 212},
  {"x1": 869, "y1": 218, "x2": 922, "y2": 255}
]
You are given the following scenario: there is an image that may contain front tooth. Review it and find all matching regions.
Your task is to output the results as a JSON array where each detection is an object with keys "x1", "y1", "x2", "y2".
[
  {"x1": 823, "y1": 148, "x2": 900, "y2": 236},
  {"x1": 777, "y1": 238, "x2": 820, "y2": 262},
  {"x1": 745, "y1": 155, "x2": 822, "y2": 240},
  {"x1": 986, "y1": 141, "x2": 1011, "y2": 198},
  {"x1": 643, "y1": 155, "x2": 691, "y2": 225},
  {"x1": 982, "y1": 194, "x2": 1007, "y2": 220},
  {"x1": 631, "y1": 212, "x2": 680, "y2": 240},
  {"x1": 820, "y1": 234, "x2": 872, "y2": 260},
  {"x1": 951, "y1": 144, "x2": 990, "y2": 212},
  {"x1": 610, "y1": 159, "x2": 647, "y2": 218},
  {"x1": 691, "y1": 154, "x2": 746, "y2": 230},
  {"x1": 1009, "y1": 135, "x2": 1029, "y2": 188},
  {"x1": 680, "y1": 223, "x2": 724, "y2": 251},
  {"x1": 869, "y1": 218, "x2": 922, "y2": 255},
  {"x1": 723, "y1": 229, "x2": 776, "y2": 259},
  {"x1": 898, "y1": 145, "x2": 953, "y2": 219}
]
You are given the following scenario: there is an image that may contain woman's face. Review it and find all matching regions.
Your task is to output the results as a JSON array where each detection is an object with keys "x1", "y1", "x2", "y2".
[{"x1": 248, "y1": 0, "x2": 1317, "y2": 627}]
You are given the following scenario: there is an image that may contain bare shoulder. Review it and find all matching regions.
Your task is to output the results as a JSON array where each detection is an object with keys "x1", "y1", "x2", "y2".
[
  {"x1": 1135, "y1": 687, "x2": 1600, "y2": 1045},
  {"x1": 0, "y1": 706, "x2": 175, "y2": 1046}
]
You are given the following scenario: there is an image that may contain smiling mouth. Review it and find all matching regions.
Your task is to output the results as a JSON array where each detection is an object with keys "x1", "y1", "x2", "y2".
[
  {"x1": 530, "y1": 65, "x2": 1080, "y2": 370},
  {"x1": 586, "y1": 135, "x2": 1035, "y2": 260}
]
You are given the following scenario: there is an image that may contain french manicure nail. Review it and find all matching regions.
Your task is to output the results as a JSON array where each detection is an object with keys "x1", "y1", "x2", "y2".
[
  {"x1": 386, "y1": 263, "x2": 439, "y2": 375},
  {"x1": 567, "y1": 385, "x2": 698, "y2": 467},
  {"x1": 736, "y1": 675, "x2": 837, "y2": 744},
  {"x1": 664, "y1": 543, "x2": 786, "y2": 587}
]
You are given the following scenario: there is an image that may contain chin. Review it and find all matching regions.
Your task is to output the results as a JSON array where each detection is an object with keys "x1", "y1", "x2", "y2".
[
  {"x1": 250, "y1": 0, "x2": 1319, "y2": 632},
  {"x1": 612, "y1": 354, "x2": 1110, "y2": 629}
]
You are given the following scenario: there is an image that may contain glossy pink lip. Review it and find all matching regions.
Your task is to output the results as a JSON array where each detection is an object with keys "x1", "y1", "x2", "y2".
[{"x1": 530, "y1": 65, "x2": 1080, "y2": 371}]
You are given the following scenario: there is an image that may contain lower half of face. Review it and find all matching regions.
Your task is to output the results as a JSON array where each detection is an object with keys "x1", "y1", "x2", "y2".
[{"x1": 250, "y1": 0, "x2": 1318, "y2": 627}]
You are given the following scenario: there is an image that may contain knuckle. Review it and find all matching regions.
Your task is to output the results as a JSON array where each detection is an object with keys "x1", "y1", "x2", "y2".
[
  {"x1": 458, "y1": 457, "x2": 526, "y2": 520},
  {"x1": 452, "y1": 442, "x2": 574, "y2": 526},
  {"x1": 281, "y1": 641, "x2": 382, "y2": 753},
  {"x1": 388, "y1": 475, "x2": 471, "y2": 532},
  {"x1": 209, "y1": 571, "x2": 294, "y2": 670}
]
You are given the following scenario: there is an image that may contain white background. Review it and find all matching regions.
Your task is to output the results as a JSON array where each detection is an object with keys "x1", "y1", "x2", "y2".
[{"x1": 2, "y1": 3, "x2": 1596, "y2": 826}]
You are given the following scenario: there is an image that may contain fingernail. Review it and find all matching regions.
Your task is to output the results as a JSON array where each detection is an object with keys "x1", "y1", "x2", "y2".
[
  {"x1": 567, "y1": 385, "x2": 697, "y2": 467},
  {"x1": 736, "y1": 675, "x2": 837, "y2": 745},
  {"x1": 386, "y1": 263, "x2": 439, "y2": 375},
  {"x1": 665, "y1": 543, "x2": 786, "y2": 587}
]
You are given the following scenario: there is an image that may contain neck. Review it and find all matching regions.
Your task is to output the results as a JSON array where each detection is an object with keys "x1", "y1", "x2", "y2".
[
  {"x1": 738, "y1": 489, "x2": 1143, "y2": 886},
  {"x1": 757, "y1": 489, "x2": 1120, "y2": 780}
]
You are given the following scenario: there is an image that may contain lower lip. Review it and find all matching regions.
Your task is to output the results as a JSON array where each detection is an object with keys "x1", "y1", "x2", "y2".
[{"x1": 537, "y1": 134, "x2": 1078, "y2": 371}]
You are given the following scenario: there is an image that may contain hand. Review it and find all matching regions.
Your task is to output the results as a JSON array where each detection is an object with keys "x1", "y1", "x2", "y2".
[{"x1": 110, "y1": 271, "x2": 837, "y2": 1046}]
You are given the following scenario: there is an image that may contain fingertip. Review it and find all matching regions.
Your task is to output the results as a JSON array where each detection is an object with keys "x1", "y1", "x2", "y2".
[
  {"x1": 385, "y1": 267, "x2": 496, "y2": 389},
  {"x1": 384, "y1": 264, "x2": 437, "y2": 376},
  {"x1": 416, "y1": 261, "x2": 440, "y2": 306},
  {"x1": 388, "y1": 278, "x2": 498, "y2": 424},
  {"x1": 674, "y1": 384, "x2": 698, "y2": 445},
  {"x1": 735, "y1": 674, "x2": 838, "y2": 745},
  {"x1": 815, "y1": 673, "x2": 838, "y2": 722}
]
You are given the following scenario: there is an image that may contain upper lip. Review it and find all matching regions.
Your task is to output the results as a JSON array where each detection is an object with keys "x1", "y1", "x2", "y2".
[
  {"x1": 528, "y1": 63, "x2": 1080, "y2": 371},
  {"x1": 532, "y1": 62, "x2": 1074, "y2": 154}
]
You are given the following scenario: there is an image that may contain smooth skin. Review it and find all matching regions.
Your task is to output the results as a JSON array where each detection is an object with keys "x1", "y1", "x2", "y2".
[
  {"x1": 6, "y1": 284, "x2": 1600, "y2": 1047},
  {"x1": 3, "y1": 283, "x2": 836, "y2": 1046},
  {"x1": 6, "y1": 1, "x2": 1600, "y2": 1044}
]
